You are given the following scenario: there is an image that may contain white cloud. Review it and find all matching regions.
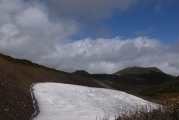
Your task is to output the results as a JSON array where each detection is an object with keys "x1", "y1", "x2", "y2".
[
  {"x1": 0, "y1": 0, "x2": 79, "y2": 59},
  {"x1": 15, "y1": 6, "x2": 48, "y2": 29},
  {"x1": 0, "y1": 0, "x2": 23, "y2": 12},
  {"x1": 0, "y1": 0, "x2": 179, "y2": 76},
  {"x1": 0, "y1": 23, "x2": 19, "y2": 37},
  {"x1": 37, "y1": 37, "x2": 179, "y2": 76}
]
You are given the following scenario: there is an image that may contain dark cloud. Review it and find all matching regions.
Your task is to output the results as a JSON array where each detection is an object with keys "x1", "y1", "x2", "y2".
[
  {"x1": 48, "y1": 0, "x2": 138, "y2": 21},
  {"x1": 168, "y1": 61, "x2": 179, "y2": 69},
  {"x1": 46, "y1": 0, "x2": 139, "y2": 37},
  {"x1": 0, "y1": 0, "x2": 79, "y2": 59}
]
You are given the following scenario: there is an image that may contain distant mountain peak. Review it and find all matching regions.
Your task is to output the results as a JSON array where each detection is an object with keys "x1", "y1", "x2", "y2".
[
  {"x1": 73, "y1": 70, "x2": 89, "y2": 75},
  {"x1": 114, "y1": 66, "x2": 163, "y2": 75}
]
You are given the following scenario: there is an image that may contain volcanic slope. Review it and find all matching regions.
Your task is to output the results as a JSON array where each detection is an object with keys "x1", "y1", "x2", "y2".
[
  {"x1": 0, "y1": 53, "x2": 103, "y2": 120},
  {"x1": 139, "y1": 76, "x2": 179, "y2": 96},
  {"x1": 114, "y1": 66, "x2": 175, "y2": 85},
  {"x1": 73, "y1": 67, "x2": 175, "y2": 95}
]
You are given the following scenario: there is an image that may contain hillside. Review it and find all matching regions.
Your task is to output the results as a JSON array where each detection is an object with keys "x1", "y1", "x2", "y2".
[
  {"x1": 114, "y1": 66, "x2": 163, "y2": 75},
  {"x1": 114, "y1": 66, "x2": 174, "y2": 85},
  {"x1": 73, "y1": 67, "x2": 175, "y2": 95},
  {"x1": 0, "y1": 53, "x2": 103, "y2": 120},
  {"x1": 139, "y1": 77, "x2": 179, "y2": 96}
]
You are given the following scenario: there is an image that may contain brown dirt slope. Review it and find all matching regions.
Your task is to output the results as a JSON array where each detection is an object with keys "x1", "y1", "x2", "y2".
[{"x1": 0, "y1": 54, "x2": 103, "y2": 120}]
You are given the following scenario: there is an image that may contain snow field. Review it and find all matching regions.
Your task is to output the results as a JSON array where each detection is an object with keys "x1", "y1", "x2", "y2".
[{"x1": 31, "y1": 83, "x2": 159, "y2": 120}]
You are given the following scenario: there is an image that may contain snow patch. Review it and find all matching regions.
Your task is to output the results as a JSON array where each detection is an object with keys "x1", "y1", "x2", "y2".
[{"x1": 31, "y1": 83, "x2": 159, "y2": 120}]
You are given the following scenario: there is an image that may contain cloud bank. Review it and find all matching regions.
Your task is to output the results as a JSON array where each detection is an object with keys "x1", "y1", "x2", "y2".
[
  {"x1": 38, "y1": 37, "x2": 179, "y2": 76},
  {"x1": 0, "y1": 0, "x2": 79, "y2": 59},
  {"x1": 0, "y1": 0, "x2": 179, "y2": 76}
]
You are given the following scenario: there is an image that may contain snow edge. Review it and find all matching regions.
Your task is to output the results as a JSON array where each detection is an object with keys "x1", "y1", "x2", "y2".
[{"x1": 29, "y1": 83, "x2": 40, "y2": 120}]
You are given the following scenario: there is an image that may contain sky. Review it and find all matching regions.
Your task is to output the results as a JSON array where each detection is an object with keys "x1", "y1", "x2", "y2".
[{"x1": 0, "y1": 0, "x2": 179, "y2": 75}]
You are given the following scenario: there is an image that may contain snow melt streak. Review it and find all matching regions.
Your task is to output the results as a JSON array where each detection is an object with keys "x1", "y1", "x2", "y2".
[{"x1": 32, "y1": 83, "x2": 158, "y2": 120}]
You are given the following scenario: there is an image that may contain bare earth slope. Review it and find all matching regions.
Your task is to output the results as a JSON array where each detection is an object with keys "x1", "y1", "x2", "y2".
[{"x1": 0, "y1": 54, "x2": 103, "y2": 120}]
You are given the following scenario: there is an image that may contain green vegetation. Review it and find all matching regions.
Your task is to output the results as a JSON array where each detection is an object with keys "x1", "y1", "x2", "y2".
[
  {"x1": 120, "y1": 71, "x2": 174, "y2": 85},
  {"x1": 116, "y1": 106, "x2": 179, "y2": 120},
  {"x1": 73, "y1": 67, "x2": 178, "y2": 112},
  {"x1": 103, "y1": 94, "x2": 179, "y2": 120},
  {"x1": 114, "y1": 66, "x2": 163, "y2": 75},
  {"x1": 73, "y1": 67, "x2": 175, "y2": 95},
  {"x1": 0, "y1": 53, "x2": 32, "y2": 65},
  {"x1": 114, "y1": 66, "x2": 175, "y2": 85},
  {"x1": 139, "y1": 77, "x2": 179, "y2": 96},
  {"x1": 76, "y1": 73, "x2": 148, "y2": 94}
]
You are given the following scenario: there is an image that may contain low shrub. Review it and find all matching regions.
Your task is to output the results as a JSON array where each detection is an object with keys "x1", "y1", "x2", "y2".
[{"x1": 104, "y1": 93, "x2": 179, "y2": 120}]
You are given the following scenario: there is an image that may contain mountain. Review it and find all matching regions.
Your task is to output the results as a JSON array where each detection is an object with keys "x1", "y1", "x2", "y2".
[
  {"x1": 114, "y1": 66, "x2": 163, "y2": 75},
  {"x1": 72, "y1": 70, "x2": 89, "y2": 75},
  {"x1": 0, "y1": 53, "x2": 103, "y2": 120},
  {"x1": 114, "y1": 66, "x2": 174, "y2": 85},
  {"x1": 73, "y1": 67, "x2": 175, "y2": 95}
]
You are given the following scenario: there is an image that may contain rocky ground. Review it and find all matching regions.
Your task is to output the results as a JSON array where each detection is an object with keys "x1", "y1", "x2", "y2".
[{"x1": 0, "y1": 56, "x2": 103, "y2": 120}]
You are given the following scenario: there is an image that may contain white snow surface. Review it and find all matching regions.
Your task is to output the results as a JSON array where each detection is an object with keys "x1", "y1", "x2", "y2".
[{"x1": 32, "y1": 83, "x2": 159, "y2": 120}]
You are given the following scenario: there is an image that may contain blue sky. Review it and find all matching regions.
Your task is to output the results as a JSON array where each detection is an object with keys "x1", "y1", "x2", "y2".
[
  {"x1": 0, "y1": 0, "x2": 179, "y2": 75},
  {"x1": 110, "y1": 2, "x2": 179, "y2": 45},
  {"x1": 71, "y1": 0, "x2": 179, "y2": 45}
]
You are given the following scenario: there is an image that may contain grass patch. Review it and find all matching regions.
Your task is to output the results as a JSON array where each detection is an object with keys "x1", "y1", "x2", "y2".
[
  {"x1": 103, "y1": 93, "x2": 179, "y2": 120},
  {"x1": 139, "y1": 78, "x2": 179, "y2": 96}
]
